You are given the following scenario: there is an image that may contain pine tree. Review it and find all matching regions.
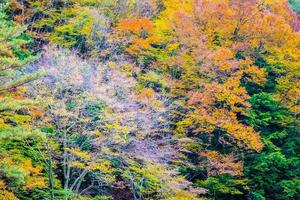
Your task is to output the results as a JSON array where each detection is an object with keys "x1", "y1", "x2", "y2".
[
  {"x1": 0, "y1": 2, "x2": 41, "y2": 92},
  {"x1": 0, "y1": 2, "x2": 47, "y2": 199}
]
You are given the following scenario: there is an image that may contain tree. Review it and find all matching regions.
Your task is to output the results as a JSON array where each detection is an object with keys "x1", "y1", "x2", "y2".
[
  {"x1": 289, "y1": 0, "x2": 300, "y2": 13},
  {"x1": 245, "y1": 93, "x2": 299, "y2": 200},
  {"x1": 5, "y1": 0, "x2": 163, "y2": 56},
  {"x1": 117, "y1": 0, "x2": 299, "y2": 199},
  {"x1": 0, "y1": 2, "x2": 48, "y2": 199},
  {"x1": 1, "y1": 0, "x2": 299, "y2": 199},
  {"x1": 0, "y1": 1, "x2": 40, "y2": 92},
  {"x1": 26, "y1": 46, "x2": 192, "y2": 199}
]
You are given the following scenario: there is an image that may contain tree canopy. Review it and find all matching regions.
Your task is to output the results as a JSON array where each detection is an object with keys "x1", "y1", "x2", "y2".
[{"x1": 0, "y1": 0, "x2": 299, "y2": 200}]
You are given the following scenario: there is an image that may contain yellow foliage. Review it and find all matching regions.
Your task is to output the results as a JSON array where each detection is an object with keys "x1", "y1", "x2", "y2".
[
  {"x1": 0, "y1": 155, "x2": 46, "y2": 190},
  {"x1": 0, "y1": 190, "x2": 19, "y2": 200},
  {"x1": 24, "y1": 177, "x2": 46, "y2": 190},
  {"x1": 155, "y1": 0, "x2": 193, "y2": 34},
  {"x1": 167, "y1": 190, "x2": 201, "y2": 200},
  {"x1": 0, "y1": 180, "x2": 6, "y2": 190},
  {"x1": 70, "y1": 161, "x2": 86, "y2": 169},
  {"x1": 67, "y1": 148, "x2": 92, "y2": 160},
  {"x1": 244, "y1": 65, "x2": 267, "y2": 86},
  {"x1": 136, "y1": 88, "x2": 156, "y2": 102},
  {"x1": 87, "y1": 160, "x2": 113, "y2": 173}
]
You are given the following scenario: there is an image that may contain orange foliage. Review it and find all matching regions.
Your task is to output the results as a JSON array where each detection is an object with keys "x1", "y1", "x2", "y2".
[
  {"x1": 200, "y1": 151, "x2": 244, "y2": 176},
  {"x1": 0, "y1": 156, "x2": 46, "y2": 190},
  {"x1": 7, "y1": 0, "x2": 33, "y2": 25},
  {"x1": 21, "y1": 160, "x2": 46, "y2": 189},
  {"x1": 114, "y1": 18, "x2": 160, "y2": 58},
  {"x1": 136, "y1": 88, "x2": 156, "y2": 103},
  {"x1": 27, "y1": 105, "x2": 45, "y2": 118},
  {"x1": 126, "y1": 36, "x2": 160, "y2": 57},
  {"x1": 116, "y1": 18, "x2": 155, "y2": 36},
  {"x1": 185, "y1": 76, "x2": 264, "y2": 151},
  {"x1": 155, "y1": 0, "x2": 286, "y2": 152}
]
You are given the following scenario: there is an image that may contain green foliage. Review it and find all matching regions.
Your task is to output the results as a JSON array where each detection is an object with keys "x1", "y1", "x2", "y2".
[
  {"x1": 0, "y1": 1, "x2": 39, "y2": 92},
  {"x1": 245, "y1": 151, "x2": 300, "y2": 200},
  {"x1": 0, "y1": 128, "x2": 49, "y2": 199},
  {"x1": 196, "y1": 174, "x2": 249, "y2": 199},
  {"x1": 59, "y1": 191, "x2": 112, "y2": 200},
  {"x1": 0, "y1": 2, "x2": 49, "y2": 199},
  {"x1": 289, "y1": 0, "x2": 300, "y2": 13},
  {"x1": 7, "y1": 0, "x2": 162, "y2": 56},
  {"x1": 247, "y1": 93, "x2": 294, "y2": 132},
  {"x1": 123, "y1": 162, "x2": 163, "y2": 200},
  {"x1": 245, "y1": 93, "x2": 300, "y2": 200}
]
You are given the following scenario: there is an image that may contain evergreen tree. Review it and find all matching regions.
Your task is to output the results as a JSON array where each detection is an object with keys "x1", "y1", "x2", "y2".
[{"x1": 0, "y1": 2, "x2": 48, "y2": 199}]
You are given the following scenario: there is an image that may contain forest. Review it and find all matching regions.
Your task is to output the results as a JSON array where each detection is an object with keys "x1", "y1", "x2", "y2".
[{"x1": 0, "y1": 0, "x2": 299, "y2": 200}]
